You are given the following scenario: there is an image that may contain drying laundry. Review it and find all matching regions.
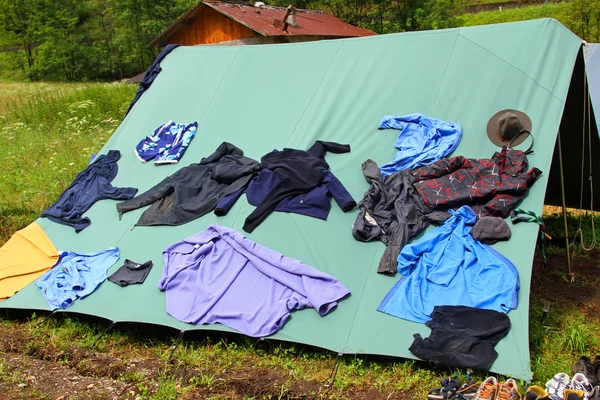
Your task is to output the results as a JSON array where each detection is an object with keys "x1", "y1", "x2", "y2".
[
  {"x1": 378, "y1": 206, "x2": 519, "y2": 323},
  {"x1": 0, "y1": 222, "x2": 61, "y2": 300},
  {"x1": 135, "y1": 121, "x2": 198, "y2": 165},
  {"x1": 40, "y1": 150, "x2": 137, "y2": 232},
  {"x1": 107, "y1": 259, "x2": 153, "y2": 287},
  {"x1": 379, "y1": 113, "x2": 462, "y2": 177},
  {"x1": 36, "y1": 248, "x2": 120, "y2": 310},
  {"x1": 409, "y1": 305, "x2": 511, "y2": 370},
  {"x1": 216, "y1": 163, "x2": 355, "y2": 221},
  {"x1": 117, "y1": 142, "x2": 260, "y2": 227},
  {"x1": 352, "y1": 161, "x2": 450, "y2": 275},
  {"x1": 412, "y1": 147, "x2": 542, "y2": 218},
  {"x1": 241, "y1": 141, "x2": 355, "y2": 233},
  {"x1": 158, "y1": 225, "x2": 350, "y2": 337},
  {"x1": 126, "y1": 44, "x2": 180, "y2": 116}
]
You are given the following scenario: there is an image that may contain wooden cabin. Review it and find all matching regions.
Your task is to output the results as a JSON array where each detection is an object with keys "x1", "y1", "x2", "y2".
[{"x1": 149, "y1": 0, "x2": 375, "y2": 48}]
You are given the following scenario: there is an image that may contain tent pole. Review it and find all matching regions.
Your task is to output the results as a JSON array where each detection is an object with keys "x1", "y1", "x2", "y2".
[
  {"x1": 324, "y1": 352, "x2": 343, "y2": 388},
  {"x1": 91, "y1": 321, "x2": 116, "y2": 349},
  {"x1": 557, "y1": 130, "x2": 574, "y2": 282},
  {"x1": 168, "y1": 330, "x2": 185, "y2": 364},
  {"x1": 34, "y1": 310, "x2": 57, "y2": 328}
]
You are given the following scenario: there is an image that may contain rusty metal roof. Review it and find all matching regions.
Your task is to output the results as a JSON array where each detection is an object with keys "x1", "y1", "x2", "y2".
[{"x1": 149, "y1": 1, "x2": 375, "y2": 47}]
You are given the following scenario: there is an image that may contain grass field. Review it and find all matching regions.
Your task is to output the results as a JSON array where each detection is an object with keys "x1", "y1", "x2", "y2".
[
  {"x1": 1, "y1": 82, "x2": 600, "y2": 399},
  {"x1": 458, "y1": 2, "x2": 571, "y2": 27}
]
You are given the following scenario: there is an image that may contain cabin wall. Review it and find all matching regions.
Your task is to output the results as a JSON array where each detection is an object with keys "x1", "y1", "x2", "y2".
[{"x1": 170, "y1": 7, "x2": 258, "y2": 45}]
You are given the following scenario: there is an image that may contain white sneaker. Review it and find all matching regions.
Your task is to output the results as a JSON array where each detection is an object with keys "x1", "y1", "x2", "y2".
[
  {"x1": 570, "y1": 373, "x2": 592, "y2": 398},
  {"x1": 473, "y1": 377, "x2": 498, "y2": 400},
  {"x1": 546, "y1": 373, "x2": 571, "y2": 400}
]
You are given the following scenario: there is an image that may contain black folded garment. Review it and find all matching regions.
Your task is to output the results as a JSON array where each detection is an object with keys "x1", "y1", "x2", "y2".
[
  {"x1": 409, "y1": 305, "x2": 511, "y2": 371},
  {"x1": 107, "y1": 259, "x2": 153, "y2": 287}
]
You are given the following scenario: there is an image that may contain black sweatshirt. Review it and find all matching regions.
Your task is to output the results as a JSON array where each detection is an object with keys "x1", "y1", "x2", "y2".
[
  {"x1": 117, "y1": 142, "x2": 260, "y2": 227},
  {"x1": 243, "y1": 141, "x2": 353, "y2": 233}
]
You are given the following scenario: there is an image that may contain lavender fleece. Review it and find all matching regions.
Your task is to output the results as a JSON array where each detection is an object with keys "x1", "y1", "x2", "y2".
[{"x1": 158, "y1": 225, "x2": 350, "y2": 337}]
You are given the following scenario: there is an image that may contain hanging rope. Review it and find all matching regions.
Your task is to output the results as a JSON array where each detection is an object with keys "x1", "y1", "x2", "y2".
[
  {"x1": 510, "y1": 208, "x2": 549, "y2": 264},
  {"x1": 572, "y1": 47, "x2": 596, "y2": 255}
]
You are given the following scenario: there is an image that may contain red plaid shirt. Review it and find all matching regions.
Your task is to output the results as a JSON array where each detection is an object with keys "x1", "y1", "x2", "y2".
[{"x1": 412, "y1": 147, "x2": 541, "y2": 218}]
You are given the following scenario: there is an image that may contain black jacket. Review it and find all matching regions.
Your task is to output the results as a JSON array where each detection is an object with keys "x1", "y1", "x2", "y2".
[
  {"x1": 242, "y1": 141, "x2": 355, "y2": 233},
  {"x1": 352, "y1": 160, "x2": 449, "y2": 275},
  {"x1": 117, "y1": 142, "x2": 259, "y2": 226},
  {"x1": 41, "y1": 150, "x2": 137, "y2": 232}
]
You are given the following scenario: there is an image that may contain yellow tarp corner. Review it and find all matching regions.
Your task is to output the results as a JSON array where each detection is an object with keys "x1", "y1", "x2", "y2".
[{"x1": 0, "y1": 222, "x2": 59, "y2": 300}]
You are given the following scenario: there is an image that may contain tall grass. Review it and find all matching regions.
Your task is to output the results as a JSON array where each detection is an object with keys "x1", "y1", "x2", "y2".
[{"x1": 0, "y1": 82, "x2": 136, "y2": 243}]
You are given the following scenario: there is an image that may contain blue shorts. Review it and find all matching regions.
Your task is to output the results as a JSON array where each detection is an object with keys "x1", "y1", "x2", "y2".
[{"x1": 135, "y1": 121, "x2": 198, "y2": 165}]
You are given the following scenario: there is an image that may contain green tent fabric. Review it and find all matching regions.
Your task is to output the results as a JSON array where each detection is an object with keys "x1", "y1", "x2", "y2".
[{"x1": 0, "y1": 18, "x2": 593, "y2": 381}]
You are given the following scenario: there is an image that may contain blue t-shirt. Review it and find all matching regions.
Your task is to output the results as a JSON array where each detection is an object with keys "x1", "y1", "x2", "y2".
[{"x1": 36, "y1": 248, "x2": 120, "y2": 310}]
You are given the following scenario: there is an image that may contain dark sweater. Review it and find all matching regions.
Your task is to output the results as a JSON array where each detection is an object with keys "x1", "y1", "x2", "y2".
[
  {"x1": 41, "y1": 150, "x2": 137, "y2": 232},
  {"x1": 242, "y1": 141, "x2": 355, "y2": 233},
  {"x1": 215, "y1": 166, "x2": 355, "y2": 221}
]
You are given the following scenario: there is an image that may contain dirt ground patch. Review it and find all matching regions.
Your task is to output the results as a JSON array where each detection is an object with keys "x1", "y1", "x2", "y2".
[
  {"x1": 0, "y1": 323, "x2": 411, "y2": 400},
  {"x1": 0, "y1": 352, "x2": 131, "y2": 400},
  {"x1": 531, "y1": 250, "x2": 600, "y2": 319}
]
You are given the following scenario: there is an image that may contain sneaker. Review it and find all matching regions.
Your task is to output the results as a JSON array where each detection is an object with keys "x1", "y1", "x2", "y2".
[
  {"x1": 563, "y1": 389, "x2": 585, "y2": 400},
  {"x1": 457, "y1": 379, "x2": 480, "y2": 399},
  {"x1": 547, "y1": 373, "x2": 571, "y2": 400},
  {"x1": 587, "y1": 386, "x2": 600, "y2": 400},
  {"x1": 570, "y1": 373, "x2": 592, "y2": 397},
  {"x1": 496, "y1": 379, "x2": 521, "y2": 400},
  {"x1": 428, "y1": 377, "x2": 462, "y2": 400},
  {"x1": 473, "y1": 377, "x2": 498, "y2": 400},
  {"x1": 573, "y1": 357, "x2": 597, "y2": 387},
  {"x1": 525, "y1": 386, "x2": 551, "y2": 400},
  {"x1": 593, "y1": 355, "x2": 600, "y2": 387}
]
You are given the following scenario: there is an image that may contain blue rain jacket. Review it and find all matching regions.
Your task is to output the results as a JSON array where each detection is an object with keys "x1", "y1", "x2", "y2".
[
  {"x1": 378, "y1": 206, "x2": 519, "y2": 323},
  {"x1": 36, "y1": 248, "x2": 120, "y2": 310},
  {"x1": 379, "y1": 113, "x2": 462, "y2": 177}
]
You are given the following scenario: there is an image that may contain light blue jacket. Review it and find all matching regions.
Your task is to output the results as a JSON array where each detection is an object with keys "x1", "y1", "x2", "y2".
[
  {"x1": 36, "y1": 248, "x2": 120, "y2": 310},
  {"x1": 378, "y1": 206, "x2": 519, "y2": 323},
  {"x1": 379, "y1": 113, "x2": 462, "y2": 177}
]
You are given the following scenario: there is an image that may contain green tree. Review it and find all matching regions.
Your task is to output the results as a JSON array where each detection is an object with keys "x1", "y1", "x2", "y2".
[
  {"x1": 0, "y1": 0, "x2": 40, "y2": 70},
  {"x1": 568, "y1": 0, "x2": 600, "y2": 42}
]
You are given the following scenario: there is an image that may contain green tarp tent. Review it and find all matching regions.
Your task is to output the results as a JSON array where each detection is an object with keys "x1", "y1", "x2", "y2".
[{"x1": 1, "y1": 18, "x2": 597, "y2": 381}]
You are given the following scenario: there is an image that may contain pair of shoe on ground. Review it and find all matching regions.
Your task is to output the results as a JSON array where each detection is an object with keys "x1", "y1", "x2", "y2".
[
  {"x1": 428, "y1": 377, "x2": 479, "y2": 400},
  {"x1": 428, "y1": 377, "x2": 519, "y2": 400},
  {"x1": 472, "y1": 377, "x2": 520, "y2": 400},
  {"x1": 526, "y1": 372, "x2": 596, "y2": 400}
]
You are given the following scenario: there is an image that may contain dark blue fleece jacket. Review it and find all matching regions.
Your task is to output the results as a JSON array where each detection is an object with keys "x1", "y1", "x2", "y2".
[{"x1": 40, "y1": 150, "x2": 137, "y2": 232}]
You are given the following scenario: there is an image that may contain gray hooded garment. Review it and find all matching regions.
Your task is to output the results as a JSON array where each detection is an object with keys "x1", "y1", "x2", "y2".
[
  {"x1": 352, "y1": 160, "x2": 450, "y2": 275},
  {"x1": 117, "y1": 142, "x2": 260, "y2": 227}
]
